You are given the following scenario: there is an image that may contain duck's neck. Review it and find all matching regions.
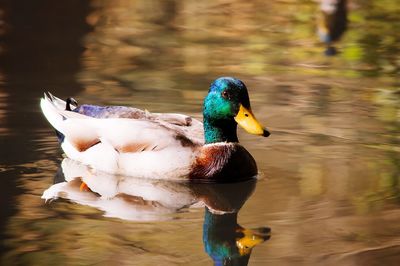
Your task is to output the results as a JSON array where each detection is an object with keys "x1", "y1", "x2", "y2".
[{"x1": 204, "y1": 117, "x2": 238, "y2": 144}]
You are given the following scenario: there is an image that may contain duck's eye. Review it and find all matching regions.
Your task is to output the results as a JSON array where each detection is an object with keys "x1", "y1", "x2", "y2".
[{"x1": 221, "y1": 90, "x2": 230, "y2": 99}]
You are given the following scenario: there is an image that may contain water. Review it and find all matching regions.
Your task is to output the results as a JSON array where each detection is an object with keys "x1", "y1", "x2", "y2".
[{"x1": 0, "y1": 0, "x2": 399, "y2": 265}]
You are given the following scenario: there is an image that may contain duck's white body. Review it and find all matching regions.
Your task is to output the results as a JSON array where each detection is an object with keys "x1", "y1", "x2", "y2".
[{"x1": 40, "y1": 93, "x2": 204, "y2": 179}]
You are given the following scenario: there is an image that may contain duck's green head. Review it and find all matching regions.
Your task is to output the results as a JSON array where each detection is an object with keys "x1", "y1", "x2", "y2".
[{"x1": 203, "y1": 77, "x2": 270, "y2": 144}]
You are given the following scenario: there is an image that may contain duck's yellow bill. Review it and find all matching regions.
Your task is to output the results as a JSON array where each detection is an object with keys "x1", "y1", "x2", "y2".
[{"x1": 234, "y1": 105, "x2": 270, "y2": 137}]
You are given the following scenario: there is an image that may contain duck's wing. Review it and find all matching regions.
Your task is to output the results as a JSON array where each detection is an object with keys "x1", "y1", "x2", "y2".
[
  {"x1": 45, "y1": 91, "x2": 204, "y2": 144},
  {"x1": 40, "y1": 93, "x2": 202, "y2": 154},
  {"x1": 74, "y1": 104, "x2": 148, "y2": 119},
  {"x1": 74, "y1": 104, "x2": 195, "y2": 127},
  {"x1": 75, "y1": 105, "x2": 204, "y2": 144}
]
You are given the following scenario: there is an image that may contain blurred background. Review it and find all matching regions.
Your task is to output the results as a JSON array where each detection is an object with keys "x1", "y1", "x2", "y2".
[{"x1": 0, "y1": 0, "x2": 399, "y2": 265}]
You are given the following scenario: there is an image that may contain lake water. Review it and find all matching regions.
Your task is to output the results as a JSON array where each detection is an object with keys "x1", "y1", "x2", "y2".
[{"x1": 0, "y1": 0, "x2": 399, "y2": 265}]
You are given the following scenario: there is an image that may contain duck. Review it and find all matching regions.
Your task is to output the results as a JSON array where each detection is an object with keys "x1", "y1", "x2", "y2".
[
  {"x1": 40, "y1": 77, "x2": 270, "y2": 181},
  {"x1": 317, "y1": 0, "x2": 348, "y2": 56}
]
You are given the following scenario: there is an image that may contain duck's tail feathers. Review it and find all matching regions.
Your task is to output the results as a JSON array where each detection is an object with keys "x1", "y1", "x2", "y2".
[
  {"x1": 40, "y1": 92, "x2": 87, "y2": 134},
  {"x1": 46, "y1": 92, "x2": 68, "y2": 110}
]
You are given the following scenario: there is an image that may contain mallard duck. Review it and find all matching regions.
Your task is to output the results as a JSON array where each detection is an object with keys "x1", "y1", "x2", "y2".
[
  {"x1": 40, "y1": 77, "x2": 270, "y2": 181},
  {"x1": 317, "y1": 0, "x2": 347, "y2": 56}
]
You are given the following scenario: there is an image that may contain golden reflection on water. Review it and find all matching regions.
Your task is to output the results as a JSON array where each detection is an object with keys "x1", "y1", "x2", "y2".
[{"x1": 0, "y1": 0, "x2": 399, "y2": 265}]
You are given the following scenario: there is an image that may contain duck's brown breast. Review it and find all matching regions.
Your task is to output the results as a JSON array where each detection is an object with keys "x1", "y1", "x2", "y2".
[{"x1": 189, "y1": 143, "x2": 258, "y2": 181}]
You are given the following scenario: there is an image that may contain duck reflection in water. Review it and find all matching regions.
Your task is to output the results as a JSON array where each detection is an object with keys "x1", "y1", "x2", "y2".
[
  {"x1": 317, "y1": 0, "x2": 348, "y2": 56},
  {"x1": 43, "y1": 159, "x2": 270, "y2": 265},
  {"x1": 191, "y1": 182, "x2": 271, "y2": 265}
]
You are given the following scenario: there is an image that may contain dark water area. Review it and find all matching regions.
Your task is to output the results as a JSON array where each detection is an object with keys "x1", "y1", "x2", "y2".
[{"x1": 0, "y1": 0, "x2": 399, "y2": 265}]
